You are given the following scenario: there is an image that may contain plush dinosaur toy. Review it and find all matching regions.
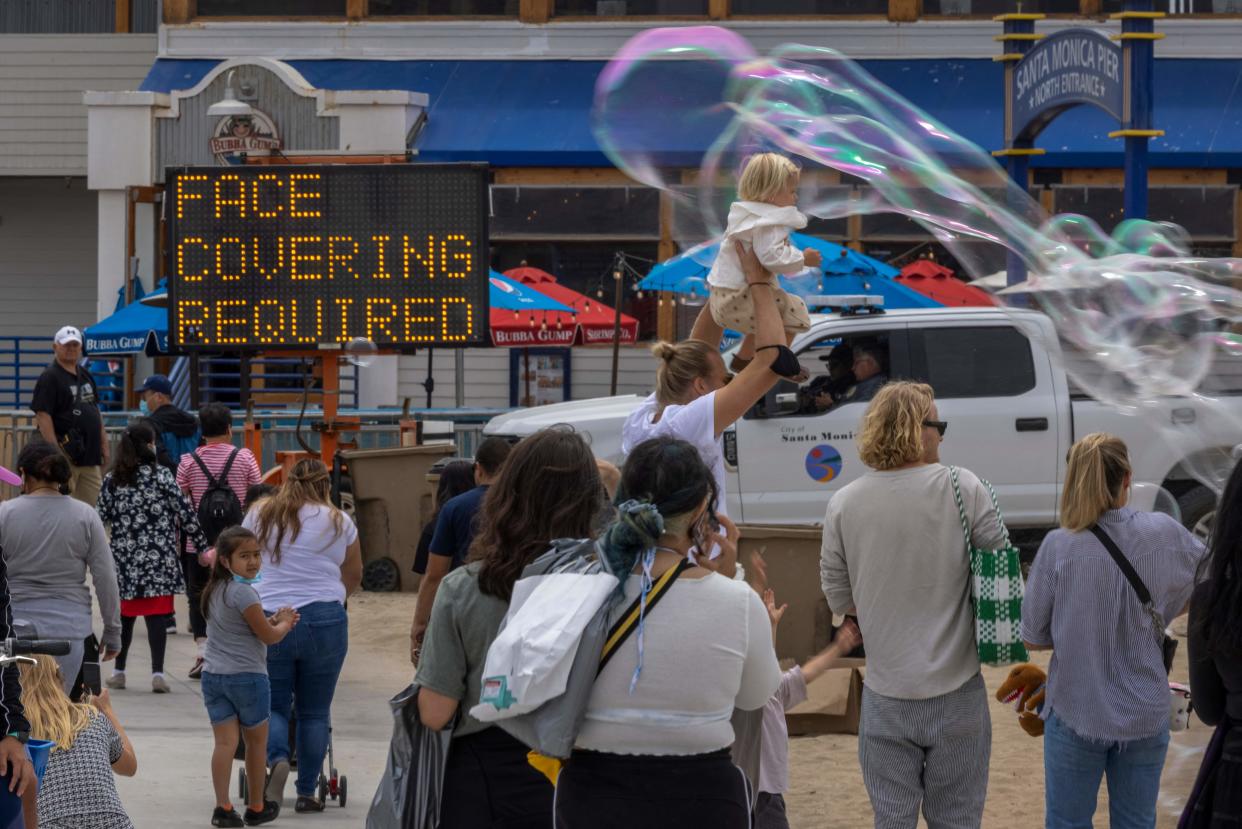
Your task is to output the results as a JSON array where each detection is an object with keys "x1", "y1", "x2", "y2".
[{"x1": 995, "y1": 663, "x2": 1047, "y2": 737}]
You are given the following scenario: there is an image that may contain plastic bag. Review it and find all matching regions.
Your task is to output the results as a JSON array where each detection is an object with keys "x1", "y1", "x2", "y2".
[{"x1": 471, "y1": 570, "x2": 619, "y2": 722}]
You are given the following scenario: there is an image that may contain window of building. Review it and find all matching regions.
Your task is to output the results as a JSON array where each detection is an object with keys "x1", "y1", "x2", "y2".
[
  {"x1": 554, "y1": 0, "x2": 708, "y2": 14},
  {"x1": 490, "y1": 186, "x2": 660, "y2": 240},
  {"x1": 911, "y1": 326, "x2": 1036, "y2": 398},
  {"x1": 369, "y1": 0, "x2": 518, "y2": 13},
  {"x1": 921, "y1": 0, "x2": 1078, "y2": 13},
  {"x1": 0, "y1": 0, "x2": 157, "y2": 32},
  {"x1": 1052, "y1": 186, "x2": 1238, "y2": 241},
  {"x1": 731, "y1": 0, "x2": 889, "y2": 13},
  {"x1": 197, "y1": 0, "x2": 347, "y2": 15}
]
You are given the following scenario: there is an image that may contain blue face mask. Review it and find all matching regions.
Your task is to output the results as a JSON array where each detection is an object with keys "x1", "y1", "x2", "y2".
[
  {"x1": 138, "y1": 398, "x2": 149, "y2": 415},
  {"x1": 231, "y1": 573, "x2": 262, "y2": 585}
]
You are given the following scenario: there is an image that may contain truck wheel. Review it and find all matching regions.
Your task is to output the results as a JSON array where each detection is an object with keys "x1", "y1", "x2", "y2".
[
  {"x1": 361, "y1": 557, "x2": 401, "y2": 592},
  {"x1": 1177, "y1": 486, "x2": 1217, "y2": 543}
]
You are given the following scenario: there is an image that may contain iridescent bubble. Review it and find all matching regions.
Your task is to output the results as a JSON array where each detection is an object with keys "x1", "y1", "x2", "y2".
[
  {"x1": 595, "y1": 26, "x2": 1242, "y2": 495},
  {"x1": 593, "y1": 26, "x2": 1242, "y2": 409}
]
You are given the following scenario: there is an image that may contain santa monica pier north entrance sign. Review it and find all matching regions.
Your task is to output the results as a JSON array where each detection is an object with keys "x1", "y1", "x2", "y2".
[
  {"x1": 166, "y1": 164, "x2": 490, "y2": 351},
  {"x1": 996, "y1": 4, "x2": 1164, "y2": 284}
]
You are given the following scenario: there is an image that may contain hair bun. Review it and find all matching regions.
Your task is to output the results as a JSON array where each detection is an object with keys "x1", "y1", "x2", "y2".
[{"x1": 651, "y1": 341, "x2": 678, "y2": 363}]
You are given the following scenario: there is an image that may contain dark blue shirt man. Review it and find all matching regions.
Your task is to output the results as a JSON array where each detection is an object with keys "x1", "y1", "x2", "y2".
[{"x1": 409, "y1": 436, "x2": 512, "y2": 664}]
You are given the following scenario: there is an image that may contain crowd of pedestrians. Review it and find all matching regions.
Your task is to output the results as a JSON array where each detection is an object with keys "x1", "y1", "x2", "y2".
[{"x1": 0, "y1": 289, "x2": 1238, "y2": 829}]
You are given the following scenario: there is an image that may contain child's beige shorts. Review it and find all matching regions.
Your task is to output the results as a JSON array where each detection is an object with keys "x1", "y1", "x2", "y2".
[{"x1": 709, "y1": 282, "x2": 812, "y2": 334}]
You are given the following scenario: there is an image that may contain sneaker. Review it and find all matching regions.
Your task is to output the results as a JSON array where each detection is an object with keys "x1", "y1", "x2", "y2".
[
  {"x1": 165, "y1": 618, "x2": 178, "y2": 635},
  {"x1": 105, "y1": 672, "x2": 126, "y2": 691},
  {"x1": 152, "y1": 675, "x2": 170, "y2": 694},
  {"x1": 265, "y1": 759, "x2": 290, "y2": 807},
  {"x1": 211, "y1": 807, "x2": 244, "y2": 828},
  {"x1": 294, "y1": 796, "x2": 325, "y2": 813},
  {"x1": 243, "y1": 800, "x2": 280, "y2": 826},
  {"x1": 188, "y1": 657, "x2": 204, "y2": 680}
]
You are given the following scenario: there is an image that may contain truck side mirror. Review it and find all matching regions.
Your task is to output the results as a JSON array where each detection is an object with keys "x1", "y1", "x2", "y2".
[{"x1": 746, "y1": 379, "x2": 802, "y2": 420}]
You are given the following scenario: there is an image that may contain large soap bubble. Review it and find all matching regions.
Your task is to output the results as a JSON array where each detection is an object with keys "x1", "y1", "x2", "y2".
[
  {"x1": 595, "y1": 26, "x2": 1242, "y2": 495},
  {"x1": 594, "y1": 27, "x2": 1242, "y2": 402}
]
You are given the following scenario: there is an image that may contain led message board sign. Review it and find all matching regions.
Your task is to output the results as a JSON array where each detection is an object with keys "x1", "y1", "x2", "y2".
[{"x1": 166, "y1": 164, "x2": 489, "y2": 351}]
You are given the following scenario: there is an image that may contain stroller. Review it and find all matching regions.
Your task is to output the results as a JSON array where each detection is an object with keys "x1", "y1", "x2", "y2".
[{"x1": 236, "y1": 714, "x2": 348, "y2": 808}]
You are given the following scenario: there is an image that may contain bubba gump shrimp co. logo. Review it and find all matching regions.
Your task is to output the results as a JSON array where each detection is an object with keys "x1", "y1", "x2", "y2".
[{"x1": 209, "y1": 109, "x2": 282, "y2": 164}]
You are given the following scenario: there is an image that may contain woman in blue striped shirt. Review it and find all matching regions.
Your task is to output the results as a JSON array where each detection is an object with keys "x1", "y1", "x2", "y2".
[{"x1": 1022, "y1": 433, "x2": 1204, "y2": 829}]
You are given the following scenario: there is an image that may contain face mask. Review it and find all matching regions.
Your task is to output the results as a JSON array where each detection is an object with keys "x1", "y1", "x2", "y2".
[
  {"x1": 232, "y1": 573, "x2": 262, "y2": 585},
  {"x1": 138, "y1": 399, "x2": 149, "y2": 415}
]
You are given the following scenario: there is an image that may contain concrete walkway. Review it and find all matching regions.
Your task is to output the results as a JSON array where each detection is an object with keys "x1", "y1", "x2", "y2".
[{"x1": 109, "y1": 593, "x2": 413, "y2": 829}]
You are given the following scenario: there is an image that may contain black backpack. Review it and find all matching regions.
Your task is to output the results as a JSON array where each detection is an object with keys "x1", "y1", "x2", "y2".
[{"x1": 190, "y1": 448, "x2": 244, "y2": 545}]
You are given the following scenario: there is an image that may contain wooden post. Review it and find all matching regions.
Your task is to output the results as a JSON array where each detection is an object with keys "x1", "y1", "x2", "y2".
[
  {"x1": 610, "y1": 260, "x2": 623, "y2": 396},
  {"x1": 1079, "y1": 0, "x2": 1102, "y2": 16},
  {"x1": 657, "y1": 193, "x2": 677, "y2": 342},
  {"x1": 347, "y1": 0, "x2": 368, "y2": 19},
  {"x1": 115, "y1": 0, "x2": 131, "y2": 32},
  {"x1": 521, "y1": 0, "x2": 552, "y2": 23},
  {"x1": 709, "y1": 0, "x2": 729, "y2": 18},
  {"x1": 163, "y1": 0, "x2": 196, "y2": 24}
]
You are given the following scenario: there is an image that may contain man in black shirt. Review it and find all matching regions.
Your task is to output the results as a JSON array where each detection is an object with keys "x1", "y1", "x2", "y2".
[{"x1": 30, "y1": 326, "x2": 109, "y2": 506}]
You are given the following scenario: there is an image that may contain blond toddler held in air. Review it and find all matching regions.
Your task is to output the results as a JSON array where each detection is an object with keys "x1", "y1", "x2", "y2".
[{"x1": 707, "y1": 153, "x2": 819, "y2": 375}]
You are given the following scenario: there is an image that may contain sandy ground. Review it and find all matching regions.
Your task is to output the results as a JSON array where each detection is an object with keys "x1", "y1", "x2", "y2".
[{"x1": 108, "y1": 591, "x2": 1209, "y2": 828}]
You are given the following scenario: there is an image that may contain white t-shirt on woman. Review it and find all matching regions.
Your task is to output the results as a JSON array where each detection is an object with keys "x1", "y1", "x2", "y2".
[
  {"x1": 574, "y1": 572, "x2": 780, "y2": 756},
  {"x1": 621, "y1": 390, "x2": 727, "y2": 518},
  {"x1": 243, "y1": 504, "x2": 357, "y2": 610}
]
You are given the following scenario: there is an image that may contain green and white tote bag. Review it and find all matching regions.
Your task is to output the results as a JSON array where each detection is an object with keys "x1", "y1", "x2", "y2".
[{"x1": 949, "y1": 466, "x2": 1029, "y2": 667}]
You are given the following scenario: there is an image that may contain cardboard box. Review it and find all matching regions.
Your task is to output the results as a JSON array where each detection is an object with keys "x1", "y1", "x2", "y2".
[
  {"x1": 785, "y1": 665, "x2": 865, "y2": 736},
  {"x1": 736, "y1": 524, "x2": 835, "y2": 663}
]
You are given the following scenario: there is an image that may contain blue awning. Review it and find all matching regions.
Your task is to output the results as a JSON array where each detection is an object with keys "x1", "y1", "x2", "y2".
[
  {"x1": 140, "y1": 57, "x2": 1242, "y2": 168},
  {"x1": 85, "y1": 285, "x2": 168, "y2": 356}
]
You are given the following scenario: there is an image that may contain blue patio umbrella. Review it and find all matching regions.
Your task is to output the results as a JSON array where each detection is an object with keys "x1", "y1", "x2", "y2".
[
  {"x1": 637, "y1": 232, "x2": 938, "y2": 309},
  {"x1": 85, "y1": 282, "x2": 169, "y2": 356},
  {"x1": 489, "y1": 271, "x2": 574, "y2": 313}
]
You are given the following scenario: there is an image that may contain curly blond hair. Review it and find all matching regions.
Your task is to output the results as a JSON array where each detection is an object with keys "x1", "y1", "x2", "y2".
[
  {"x1": 857, "y1": 381, "x2": 933, "y2": 470},
  {"x1": 738, "y1": 153, "x2": 800, "y2": 203}
]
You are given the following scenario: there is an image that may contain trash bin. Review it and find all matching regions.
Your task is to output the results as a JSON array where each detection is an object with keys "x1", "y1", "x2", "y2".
[{"x1": 341, "y1": 444, "x2": 457, "y2": 592}]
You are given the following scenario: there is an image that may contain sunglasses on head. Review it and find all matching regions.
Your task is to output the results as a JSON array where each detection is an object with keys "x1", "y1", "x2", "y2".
[{"x1": 923, "y1": 420, "x2": 948, "y2": 437}]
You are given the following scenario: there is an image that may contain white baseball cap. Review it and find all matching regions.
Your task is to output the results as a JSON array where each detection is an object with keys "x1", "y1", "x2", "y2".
[{"x1": 54, "y1": 326, "x2": 83, "y2": 345}]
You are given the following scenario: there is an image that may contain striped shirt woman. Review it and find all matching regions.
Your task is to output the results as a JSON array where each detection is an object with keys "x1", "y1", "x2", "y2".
[{"x1": 1022, "y1": 433, "x2": 1204, "y2": 829}]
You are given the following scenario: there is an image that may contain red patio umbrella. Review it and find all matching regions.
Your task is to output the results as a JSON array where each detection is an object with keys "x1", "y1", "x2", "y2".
[
  {"x1": 897, "y1": 260, "x2": 995, "y2": 307},
  {"x1": 488, "y1": 307, "x2": 578, "y2": 347},
  {"x1": 504, "y1": 267, "x2": 639, "y2": 345}
]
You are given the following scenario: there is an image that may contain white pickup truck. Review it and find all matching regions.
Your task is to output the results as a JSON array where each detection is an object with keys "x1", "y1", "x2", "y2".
[{"x1": 484, "y1": 306, "x2": 1237, "y2": 542}]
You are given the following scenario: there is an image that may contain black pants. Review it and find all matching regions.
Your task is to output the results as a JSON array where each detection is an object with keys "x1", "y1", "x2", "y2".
[
  {"x1": 181, "y1": 552, "x2": 210, "y2": 640},
  {"x1": 554, "y1": 748, "x2": 751, "y2": 829},
  {"x1": 754, "y1": 792, "x2": 790, "y2": 829},
  {"x1": 439, "y1": 728, "x2": 552, "y2": 829},
  {"x1": 116, "y1": 614, "x2": 169, "y2": 673}
]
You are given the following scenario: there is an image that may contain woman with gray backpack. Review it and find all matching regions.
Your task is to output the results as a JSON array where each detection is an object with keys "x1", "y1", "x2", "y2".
[{"x1": 176, "y1": 402, "x2": 262, "y2": 679}]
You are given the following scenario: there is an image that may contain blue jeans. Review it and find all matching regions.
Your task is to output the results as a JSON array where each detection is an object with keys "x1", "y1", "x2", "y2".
[
  {"x1": 265, "y1": 600, "x2": 348, "y2": 797},
  {"x1": 202, "y1": 671, "x2": 272, "y2": 728},
  {"x1": 1044, "y1": 712, "x2": 1169, "y2": 829}
]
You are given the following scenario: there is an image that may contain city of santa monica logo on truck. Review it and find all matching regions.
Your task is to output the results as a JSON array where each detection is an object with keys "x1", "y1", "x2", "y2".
[{"x1": 805, "y1": 444, "x2": 843, "y2": 483}]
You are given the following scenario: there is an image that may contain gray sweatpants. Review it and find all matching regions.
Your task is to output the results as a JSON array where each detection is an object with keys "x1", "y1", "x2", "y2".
[{"x1": 858, "y1": 672, "x2": 992, "y2": 829}]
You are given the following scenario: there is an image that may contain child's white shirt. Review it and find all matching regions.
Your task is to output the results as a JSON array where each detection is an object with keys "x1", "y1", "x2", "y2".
[{"x1": 707, "y1": 201, "x2": 809, "y2": 290}]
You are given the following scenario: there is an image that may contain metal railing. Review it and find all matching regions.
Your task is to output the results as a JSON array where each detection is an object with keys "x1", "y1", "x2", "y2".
[
  {"x1": 196, "y1": 357, "x2": 360, "y2": 410},
  {"x1": 0, "y1": 337, "x2": 52, "y2": 409},
  {"x1": 0, "y1": 338, "x2": 127, "y2": 413},
  {"x1": 0, "y1": 407, "x2": 504, "y2": 480}
]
